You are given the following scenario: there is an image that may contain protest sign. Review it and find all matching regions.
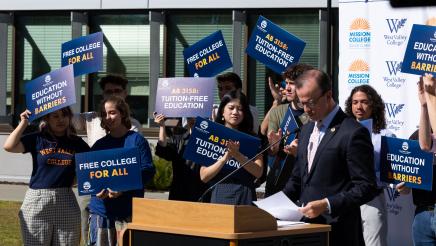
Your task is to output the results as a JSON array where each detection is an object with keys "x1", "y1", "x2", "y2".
[
  {"x1": 183, "y1": 30, "x2": 232, "y2": 77},
  {"x1": 183, "y1": 117, "x2": 261, "y2": 176},
  {"x1": 246, "y1": 16, "x2": 306, "y2": 74},
  {"x1": 62, "y1": 32, "x2": 103, "y2": 77},
  {"x1": 381, "y1": 136, "x2": 433, "y2": 190},
  {"x1": 279, "y1": 106, "x2": 300, "y2": 146},
  {"x1": 75, "y1": 147, "x2": 143, "y2": 196},
  {"x1": 401, "y1": 24, "x2": 436, "y2": 76},
  {"x1": 154, "y1": 77, "x2": 215, "y2": 117},
  {"x1": 25, "y1": 65, "x2": 75, "y2": 122}
]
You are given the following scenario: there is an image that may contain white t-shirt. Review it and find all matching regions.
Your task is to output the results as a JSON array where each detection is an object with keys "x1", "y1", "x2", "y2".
[{"x1": 73, "y1": 112, "x2": 142, "y2": 147}]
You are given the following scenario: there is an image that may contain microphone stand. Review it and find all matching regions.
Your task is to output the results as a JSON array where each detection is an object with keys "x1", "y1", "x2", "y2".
[{"x1": 198, "y1": 128, "x2": 300, "y2": 202}]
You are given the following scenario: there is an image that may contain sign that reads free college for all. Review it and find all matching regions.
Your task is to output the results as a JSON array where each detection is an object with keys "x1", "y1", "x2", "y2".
[
  {"x1": 401, "y1": 24, "x2": 436, "y2": 76},
  {"x1": 154, "y1": 77, "x2": 215, "y2": 118},
  {"x1": 380, "y1": 136, "x2": 433, "y2": 191},
  {"x1": 246, "y1": 16, "x2": 306, "y2": 74},
  {"x1": 61, "y1": 32, "x2": 103, "y2": 77},
  {"x1": 183, "y1": 30, "x2": 233, "y2": 77},
  {"x1": 75, "y1": 147, "x2": 143, "y2": 196},
  {"x1": 183, "y1": 117, "x2": 261, "y2": 174},
  {"x1": 25, "y1": 65, "x2": 76, "y2": 122}
]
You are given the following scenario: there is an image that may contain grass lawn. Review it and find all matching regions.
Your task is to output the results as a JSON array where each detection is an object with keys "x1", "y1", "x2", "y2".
[{"x1": 0, "y1": 201, "x2": 22, "y2": 246}]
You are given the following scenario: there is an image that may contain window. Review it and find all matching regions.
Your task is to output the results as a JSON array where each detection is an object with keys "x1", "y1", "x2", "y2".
[
  {"x1": 14, "y1": 14, "x2": 71, "y2": 116},
  {"x1": 89, "y1": 13, "x2": 161, "y2": 126},
  {"x1": 166, "y1": 12, "x2": 237, "y2": 103}
]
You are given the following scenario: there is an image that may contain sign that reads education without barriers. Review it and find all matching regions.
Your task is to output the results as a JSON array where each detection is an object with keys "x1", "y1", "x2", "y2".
[
  {"x1": 380, "y1": 136, "x2": 433, "y2": 191},
  {"x1": 25, "y1": 65, "x2": 76, "y2": 122}
]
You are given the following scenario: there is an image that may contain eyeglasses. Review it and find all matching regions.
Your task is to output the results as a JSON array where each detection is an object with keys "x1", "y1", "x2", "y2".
[
  {"x1": 300, "y1": 92, "x2": 326, "y2": 109},
  {"x1": 103, "y1": 88, "x2": 124, "y2": 94}
]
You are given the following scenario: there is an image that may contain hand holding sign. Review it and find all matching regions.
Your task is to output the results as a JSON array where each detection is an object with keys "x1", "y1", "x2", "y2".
[{"x1": 423, "y1": 73, "x2": 436, "y2": 96}]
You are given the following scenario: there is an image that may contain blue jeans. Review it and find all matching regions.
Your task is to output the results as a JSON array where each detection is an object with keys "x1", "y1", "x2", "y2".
[{"x1": 412, "y1": 206, "x2": 436, "y2": 246}]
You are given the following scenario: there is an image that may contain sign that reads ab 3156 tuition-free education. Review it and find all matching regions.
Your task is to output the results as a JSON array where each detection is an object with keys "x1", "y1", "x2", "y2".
[
  {"x1": 25, "y1": 65, "x2": 76, "y2": 122},
  {"x1": 401, "y1": 24, "x2": 436, "y2": 76},
  {"x1": 61, "y1": 32, "x2": 103, "y2": 77},
  {"x1": 246, "y1": 16, "x2": 306, "y2": 74},
  {"x1": 380, "y1": 136, "x2": 433, "y2": 191},
  {"x1": 154, "y1": 77, "x2": 215, "y2": 118},
  {"x1": 183, "y1": 30, "x2": 232, "y2": 77},
  {"x1": 183, "y1": 117, "x2": 261, "y2": 180},
  {"x1": 75, "y1": 147, "x2": 143, "y2": 196}
]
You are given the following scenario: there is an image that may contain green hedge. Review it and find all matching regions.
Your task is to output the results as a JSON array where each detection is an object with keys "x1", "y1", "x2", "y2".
[{"x1": 146, "y1": 143, "x2": 173, "y2": 190}]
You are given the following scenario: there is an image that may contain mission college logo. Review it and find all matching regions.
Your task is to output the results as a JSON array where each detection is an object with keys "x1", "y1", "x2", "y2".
[
  {"x1": 384, "y1": 18, "x2": 407, "y2": 46},
  {"x1": 383, "y1": 61, "x2": 406, "y2": 89},
  {"x1": 347, "y1": 59, "x2": 370, "y2": 87},
  {"x1": 385, "y1": 103, "x2": 405, "y2": 132},
  {"x1": 348, "y1": 18, "x2": 371, "y2": 48}
]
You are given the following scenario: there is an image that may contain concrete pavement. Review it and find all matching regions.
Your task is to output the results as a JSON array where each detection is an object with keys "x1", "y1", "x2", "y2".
[{"x1": 0, "y1": 183, "x2": 169, "y2": 202}]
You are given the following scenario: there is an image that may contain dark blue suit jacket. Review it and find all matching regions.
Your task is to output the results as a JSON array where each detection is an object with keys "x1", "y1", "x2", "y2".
[{"x1": 283, "y1": 108, "x2": 377, "y2": 245}]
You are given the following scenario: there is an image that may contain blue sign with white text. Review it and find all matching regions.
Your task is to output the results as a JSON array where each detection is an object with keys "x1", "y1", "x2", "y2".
[
  {"x1": 154, "y1": 77, "x2": 215, "y2": 117},
  {"x1": 401, "y1": 24, "x2": 436, "y2": 76},
  {"x1": 62, "y1": 32, "x2": 103, "y2": 77},
  {"x1": 279, "y1": 106, "x2": 299, "y2": 146},
  {"x1": 183, "y1": 117, "x2": 261, "y2": 176},
  {"x1": 25, "y1": 65, "x2": 76, "y2": 122},
  {"x1": 380, "y1": 136, "x2": 433, "y2": 191},
  {"x1": 75, "y1": 147, "x2": 143, "y2": 196},
  {"x1": 183, "y1": 30, "x2": 232, "y2": 77},
  {"x1": 246, "y1": 16, "x2": 306, "y2": 74}
]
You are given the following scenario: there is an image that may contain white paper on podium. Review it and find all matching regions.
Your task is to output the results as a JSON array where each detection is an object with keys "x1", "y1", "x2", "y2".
[
  {"x1": 253, "y1": 191, "x2": 304, "y2": 221},
  {"x1": 277, "y1": 220, "x2": 305, "y2": 227}
]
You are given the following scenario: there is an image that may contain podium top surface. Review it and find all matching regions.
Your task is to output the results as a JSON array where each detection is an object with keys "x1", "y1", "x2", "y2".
[{"x1": 129, "y1": 198, "x2": 331, "y2": 239}]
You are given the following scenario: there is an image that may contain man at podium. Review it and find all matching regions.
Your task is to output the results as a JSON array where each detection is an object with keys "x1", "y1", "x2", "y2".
[{"x1": 282, "y1": 69, "x2": 377, "y2": 246}]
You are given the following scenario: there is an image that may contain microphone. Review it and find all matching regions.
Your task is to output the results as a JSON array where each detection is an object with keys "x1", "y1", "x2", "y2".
[{"x1": 198, "y1": 127, "x2": 301, "y2": 202}]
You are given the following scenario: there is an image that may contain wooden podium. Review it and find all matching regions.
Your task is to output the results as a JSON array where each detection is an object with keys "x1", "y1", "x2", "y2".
[{"x1": 120, "y1": 198, "x2": 330, "y2": 246}]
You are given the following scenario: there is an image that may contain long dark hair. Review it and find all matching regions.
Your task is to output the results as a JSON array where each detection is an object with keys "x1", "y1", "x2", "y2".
[
  {"x1": 99, "y1": 96, "x2": 132, "y2": 132},
  {"x1": 39, "y1": 106, "x2": 77, "y2": 138},
  {"x1": 215, "y1": 90, "x2": 253, "y2": 135},
  {"x1": 345, "y1": 85, "x2": 386, "y2": 134}
]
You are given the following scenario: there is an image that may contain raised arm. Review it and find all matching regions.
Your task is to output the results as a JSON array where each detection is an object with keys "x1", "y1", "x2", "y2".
[
  {"x1": 423, "y1": 73, "x2": 436, "y2": 134},
  {"x1": 3, "y1": 110, "x2": 30, "y2": 153},
  {"x1": 154, "y1": 113, "x2": 167, "y2": 147},
  {"x1": 418, "y1": 77, "x2": 432, "y2": 151}
]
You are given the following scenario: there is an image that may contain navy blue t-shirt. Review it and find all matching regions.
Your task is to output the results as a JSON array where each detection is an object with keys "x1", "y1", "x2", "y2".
[
  {"x1": 88, "y1": 131, "x2": 155, "y2": 220},
  {"x1": 21, "y1": 132, "x2": 90, "y2": 189}
]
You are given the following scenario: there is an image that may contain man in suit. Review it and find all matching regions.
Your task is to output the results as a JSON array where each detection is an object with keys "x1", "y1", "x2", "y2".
[{"x1": 282, "y1": 69, "x2": 378, "y2": 245}]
